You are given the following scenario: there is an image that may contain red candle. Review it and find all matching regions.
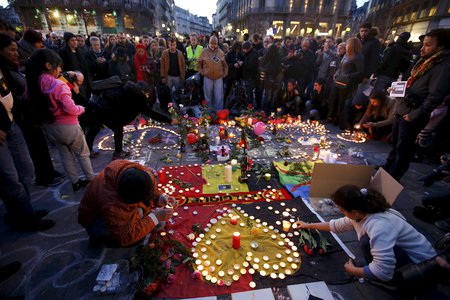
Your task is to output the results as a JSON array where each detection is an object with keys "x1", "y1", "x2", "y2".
[
  {"x1": 232, "y1": 232, "x2": 240, "y2": 249},
  {"x1": 313, "y1": 145, "x2": 319, "y2": 154},
  {"x1": 158, "y1": 170, "x2": 166, "y2": 184},
  {"x1": 230, "y1": 216, "x2": 238, "y2": 225}
]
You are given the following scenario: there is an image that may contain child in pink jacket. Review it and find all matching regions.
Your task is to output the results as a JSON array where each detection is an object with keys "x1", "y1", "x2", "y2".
[{"x1": 26, "y1": 49, "x2": 94, "y2": 191}]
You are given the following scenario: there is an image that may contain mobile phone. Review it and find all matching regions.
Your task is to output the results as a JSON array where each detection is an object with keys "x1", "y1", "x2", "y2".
[{"x1": 218, "y1": 184, "x2": 232, "y2": 191}]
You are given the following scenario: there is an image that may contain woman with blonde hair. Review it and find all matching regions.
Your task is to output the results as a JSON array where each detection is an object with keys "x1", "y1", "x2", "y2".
[{"x1": 329, "y1": 37, "x2": 364, "y2": 129}]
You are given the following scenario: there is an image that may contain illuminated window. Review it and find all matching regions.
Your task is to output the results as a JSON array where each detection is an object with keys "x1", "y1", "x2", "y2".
[
  {"x1": 429, "y1": 6, "x2": 437, "y2": 16},
  {"x1": 272, "y1": 20, "x2": 284, "y2": 38},
  {"x1": 395, "y1": 16, "x2": 402, "y2": 24},
  {"x1": 318, "y1": 22, "x2": 328, "y2": 33},
  {"x1": 410, "y1": 11, "x2": 417, "y2": 21},
  {"x1": 124, "y1": 15, "x2": 134, "y2": 28},
  {"x1": 289, "y1": 21, "x2": 300, "y2": 36},
  {"x1": 403, "y1": 14, "x2": 409, "y2": 22},
  {"x1": 48, "y1": 10, "x2": 61, "y2": 27},
  {"x1": 65, "y1": 14, "x2": 78, "y2": 26},
  {"x1": 103, "y1": 13, "x2": 116, "y2": 28},
  {"x1": 419, "y1": 8, "x2": 428, "y2": 18}
]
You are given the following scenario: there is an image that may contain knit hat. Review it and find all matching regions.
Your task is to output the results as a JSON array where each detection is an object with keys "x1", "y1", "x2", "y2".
[
  {"x1": 63, "y1": 32, "x2": 76, "y2": 43},
  {"x1": 23, "y1": 29, "x2": 43, "y2": 44},
  {"x1": 398, "y1": 32, "x2": 411, "y2": 43},
  {"x1": 117, "y1": 168, "x2": 154, "y2": 204},
  {"x1": 135, "y1": 43, "x2": 146, "y2": 51}
]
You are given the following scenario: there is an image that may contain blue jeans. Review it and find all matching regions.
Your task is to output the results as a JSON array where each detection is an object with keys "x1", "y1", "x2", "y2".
[
  {"x1": 0, "y1": 122, "x2": 35, "y2": 220},
  {"x1": 203, "y1": 77, "x2": 224, "y2": 112}
]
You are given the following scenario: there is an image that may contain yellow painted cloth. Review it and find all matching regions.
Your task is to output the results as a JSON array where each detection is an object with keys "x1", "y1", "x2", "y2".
[
  {"x1": 192, "y1": 208, "x2": 301, "y2": 283},
  {"x1": 202, "y1": 165, "x2": 249, "y2": 194}
]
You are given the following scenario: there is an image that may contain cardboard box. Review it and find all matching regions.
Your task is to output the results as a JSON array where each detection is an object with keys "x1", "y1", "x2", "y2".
[{"x1": 309, "y1": 163, "x2": 403, "y2": 212}]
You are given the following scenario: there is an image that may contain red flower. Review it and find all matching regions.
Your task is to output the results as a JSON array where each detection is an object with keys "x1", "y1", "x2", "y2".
[
  {"x1": 202, "y1": 100, "x2": 207, "y2": 107},
  {"x1": 258, "y1": 136, "x2": 265, "y2": 142},
  {"x1": 167, "y1": 273, "x2": 175, "y2": 284},
  {"x1": 247, "y1": 103, "x2": 253, "y2": 109}
]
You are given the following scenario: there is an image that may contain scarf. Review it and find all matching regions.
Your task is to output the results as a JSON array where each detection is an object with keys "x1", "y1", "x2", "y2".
[
  {"x1": 406, "y1": 49, "x2": 447, "y2": 88},
  {"x1": 134, "y1": 51, "x2": 148, "y2": 81}
]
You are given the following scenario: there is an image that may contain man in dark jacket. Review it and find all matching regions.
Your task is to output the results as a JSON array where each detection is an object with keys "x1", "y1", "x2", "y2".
[
  {"x1": 84, "y1": 36, "x2": 109, "y2": 81},
  {"x1": 113, "y1": 32, "x2": 135, "y2": 58},
  {"x1": 358, "y1": 23, "x2": 381, "y2": 83},
  {"x1": 84, "y1": 81, "x2": 175, "y2": 160},
  {"x1": 383, "y1": 28, "x2": 450, "y2": 181},
  {"x1": 374, "y1": 32, "x2": 412, "y2": 91},
  {"x1": 241, "y1": 41, "x2": 259, "y2": 106}
]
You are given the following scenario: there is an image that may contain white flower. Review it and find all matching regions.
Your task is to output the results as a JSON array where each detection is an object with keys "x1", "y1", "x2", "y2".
[{"x1": 360, "y1": 188, "x2": 368, "y2": 196}]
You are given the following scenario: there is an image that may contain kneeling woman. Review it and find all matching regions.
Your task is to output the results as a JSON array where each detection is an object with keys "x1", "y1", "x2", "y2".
[{"x1": 295, "y1": 184, "x2": 436, "y2": 283}]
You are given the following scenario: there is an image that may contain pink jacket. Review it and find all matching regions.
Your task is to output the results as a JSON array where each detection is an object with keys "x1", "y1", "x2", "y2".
[{"x1": 39, "y1": 74, "x2": 84, "y2": 125}]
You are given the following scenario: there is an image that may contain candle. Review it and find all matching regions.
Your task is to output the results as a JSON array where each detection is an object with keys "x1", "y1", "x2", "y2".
[
  {"x1": 282, "y1": 220, "x2": 291, "y2": 232},
  {"x1": 247, "y1": 117, "x2": 253, "y2": 126},
  {"x1": 230, "y1": 215, "x2": 238, "y2": 225},
  {"x1": 224, "y1": 165, "x2": 232, "y2": 183},
  {"x1": 231, "y1": 159, "x2": 238, "y2": 171},
  {"x1": 215, "y1": 136, "x2": 220, "y2": 145},
  {"x1": 264, "y1": 173, "x2": 271, "y2": 181},
  {"x1": 158, "y1": 170, "x2": 166, "y2": 184},
  {"x1": 232, "y1": 232, "x2": 240, "y2": 249}
]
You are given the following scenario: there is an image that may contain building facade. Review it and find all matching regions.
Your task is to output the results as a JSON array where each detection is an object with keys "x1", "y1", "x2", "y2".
[
  {"x1": 9, "y1": 0, "x2": 163, "y2": 35},
  {"x1": 215, "y1": 0, "x2": 232, "y2": 36},
  {"x1": 175, "y1": 6, "x2": 212, "y2": 36},
  {"x1": 366, "y1": 0, "x2": 450, "y2": 42},
  {"x1": 229, "y1": 0, "x2": 353, "y2": 39}
]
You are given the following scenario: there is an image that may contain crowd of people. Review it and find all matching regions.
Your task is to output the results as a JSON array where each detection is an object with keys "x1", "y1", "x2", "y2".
[{"x1": 0, "y1": 17, "x2": 449, "y2": 295}]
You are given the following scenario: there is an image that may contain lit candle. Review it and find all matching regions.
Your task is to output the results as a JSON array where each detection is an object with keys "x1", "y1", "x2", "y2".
[
  {"x1": 264, "y1": 173, "x2": 271, "y2": 181},
  {"x1": 215, "y1": 136, "x2": 220, "y2": 145},
  {"x1": 224, "y1": 165, "x2": 232, "y2": 183},
  {"x1": 247, "y1": 117, "x2": 253, "y2": 126},
  {"x1": 230, "y1": 215, "x2": 238, "y2": 225},
  {"x1": 232, "y1": 232, "x2": 240, "y2": 249},
  {"x1": 282, "y1": 220, "x2": 291, "y2": 232},
  {"x1": 158, "y1": 170, "x2": 166, "y2": 184},
  {"x1": 231, "y1": 159, "x2": 238, "y2": 171}
]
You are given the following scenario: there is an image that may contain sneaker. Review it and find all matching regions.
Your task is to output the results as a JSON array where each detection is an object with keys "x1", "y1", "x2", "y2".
[
  {"x1": 89, "y1": 150, "x2": 100, "y2": 158},
  {"x1": 0, "y1": 261, "x2": 21, "y2": 283},
  {"x1": 35, "y1": 176, "x2": 63, "y2": 187},
  {"x1": 14, "y1": 217, "x2": 55, "y2": 232},
  {"x1": 435, "y1": 218, "x2": 450, "y2": 231},
  {"x1": 112, "y1": 151, "x2": 130, "y2": 160}
]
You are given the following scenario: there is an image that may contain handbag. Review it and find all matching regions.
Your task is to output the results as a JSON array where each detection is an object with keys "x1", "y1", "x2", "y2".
[{"x1": 334, "y1": 72, "x2": 350, "y2": 88}]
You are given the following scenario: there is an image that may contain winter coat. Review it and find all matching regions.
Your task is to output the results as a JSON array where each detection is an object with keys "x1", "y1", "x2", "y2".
[
  {"x1": 396, "y1": 51, "x2": 450, "y2": 122},
  {"x1": 160, "y1": 49, "x2": 186, "y2": 80},
  {"x1": 358, "y1": 34, "x2": 381, "y2": 79},
  {"x1": 376, "y1": 42, "x2": 411, "y2": 78}
]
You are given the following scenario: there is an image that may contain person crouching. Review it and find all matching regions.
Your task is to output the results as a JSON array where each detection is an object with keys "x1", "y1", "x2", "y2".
[{"x1": 78, "y1": 160, "x2": 175, "y2": 247}]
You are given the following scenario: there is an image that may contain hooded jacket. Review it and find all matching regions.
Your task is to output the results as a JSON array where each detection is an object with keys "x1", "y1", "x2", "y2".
[
  {"x1": 78, "y1": 160, "x2": 163, "y2": 246},
  {"x1": 39, "y1": 74, "x2": 84, "y2": 125}
]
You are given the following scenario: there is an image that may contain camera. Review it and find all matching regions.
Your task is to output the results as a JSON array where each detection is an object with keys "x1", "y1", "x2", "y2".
[
  {"x1": 397, "y1": 233, "x2": 450, "y2": 285},
  {"x1": 61, "y1": 71, "x2": 77, "y2": 84}
]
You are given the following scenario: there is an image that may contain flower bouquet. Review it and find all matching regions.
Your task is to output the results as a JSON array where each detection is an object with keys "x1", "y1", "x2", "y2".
[{"x1": 132, "y1": 232, "x2": 192, "y2": 298}]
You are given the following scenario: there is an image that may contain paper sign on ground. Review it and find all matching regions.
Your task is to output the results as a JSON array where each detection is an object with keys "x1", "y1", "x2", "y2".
[
  {"x1": 231, "y1": 288, "x2": 276, "y2": 300},
  {"x1": 287, "y1": 281, "x2": 334, "y2": 300}
]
